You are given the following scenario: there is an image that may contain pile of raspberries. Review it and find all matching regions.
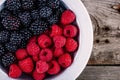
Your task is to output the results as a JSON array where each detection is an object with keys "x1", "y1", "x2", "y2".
[{"x1": 0, "y1": 0, "x2": 79, "y2": 80}]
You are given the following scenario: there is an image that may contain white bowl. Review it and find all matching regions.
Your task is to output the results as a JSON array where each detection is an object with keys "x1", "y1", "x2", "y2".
[{"x1": 0, "y1": 0, "x2": 93, "y2": 80}]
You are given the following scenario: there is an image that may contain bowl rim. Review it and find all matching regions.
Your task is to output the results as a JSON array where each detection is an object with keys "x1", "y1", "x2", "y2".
[{"x1": 0, "y1": 0, "x2": 93, "y2": 80}]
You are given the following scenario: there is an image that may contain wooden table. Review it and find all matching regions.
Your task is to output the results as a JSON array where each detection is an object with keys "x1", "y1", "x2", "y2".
[{"x1": 77, "y1": 0, "x2": 120, "y2": 80}]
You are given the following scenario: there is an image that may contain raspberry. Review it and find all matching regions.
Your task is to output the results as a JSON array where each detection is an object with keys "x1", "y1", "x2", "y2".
[
  {"x1": 61, "y1": 10, "x2": 76, "y2": 25},
  {"x1": 29, "y1": 20, "x2": 48, "y2": 35},
  {"x1": 5, "y1": 0, "x2": 21, "y2": 11},
  {"x1": 15, "y1": 49, "x2": 28, "y2": 60},
  {"x1": 47, "y1": 0, "x2": 60, "y2": 9},
  {"x1": 54, "y1": 48, "x2": 64, "y2": 57},
  {"x1": 38, "y1": 34, "x2": 52, "y2": 48},
  {"x1": 36, "y1": 60, "x2": 49, "y2": 73},
  {"x1": 47, "y1": 60, "x2": 60, "y2": 75},
  {"x1": 39, "y1": 48, "x2": 53, "y2": 62},
  {"x1": 9, "y1": 64, "x2": 22, "y2": 78},
  {"x1": 48, "y1": 15, "x2": 59, "y2": 25},
  {"x1": 2, "y1": 15, "x2": 21, "y2": 30},
  {"x1": 32, "y1": 54, "x2": 39, "y2": 62},
  {"x1": 21, "y1": 0, "x2": 34, "y2": 10},
  {"x1": 50, "y1": 24, "x2": 62, "y2": 37},
  {"x1": 18, "y1": 12, "x2": 32, "y2": 27},
  {"x1": 31, "y1": 9, "x2": 40, "y2": 20},
  {"x1": 1, "y1": 53, "x2": 16, "y2": 67},
  {"x1": 39, "y1": 6, "x2": 52, "y2": 18},
  {"x1": 28, "y1": 36, "x2": 37, "y2": 43},
  {"x1": 5, "y1": 42, "x2": 18, "y2": 52},
  {"x1": 58, "y1": 53, "x2": 72, "y2": 68},
  {"x1": 65, "y1": 38, "x2": 78, "y2": 52},
  {"x1": 33, "y1": 70, "x2": 46, "y2": 80},
  {"x1": 53, "y1": 36, "x2": 66, "y2": 48},
  {"x1": 0, "y1": 45, "x2": 5, "y2": 56},
  {"x1": 27, "y1": 42, "x2": 40, "y2": 56},
  {"x1": 64, "y1": 25, "x2": 78, "y2": 38},
  {"x1": 0, "y1": 30, "x2": 10, "y2": 43},
  {"x1": 19, "y1": 58, "x2": 34, "y2": 73}
]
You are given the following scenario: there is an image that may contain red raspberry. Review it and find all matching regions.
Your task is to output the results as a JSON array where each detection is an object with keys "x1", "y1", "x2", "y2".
[
  {"x1": 27, "y1": 42, "x2": 40, "y2": 56},
  {"x1": 28, "y1": 36, "x2": 37, "y2": 43},
  {"x1": 50, "y1": 24, "x2": 62, "y2": 37},
  {"x1": 33, "y1": 70, "x2": 46, "y2": 80},
  {"x1": 54, "y1": 48, "x2": 64, "y2": 57},
  {"x1": 38, "y1": 34, "x2": 52, "y2": 48},
  {"x1": 61, "y1": 10, "x2": 76, "y2": 25},
  {"x1": 15, "y1": 49, "x2": 28, "y2": 60},
  {"x1": 9, "y1": 64, "x2": 22, "y2": 78},
  {"x1": 58, "y1": 53, "x2": 72, "y2": 68},
  {"x1": 39, "y1": 48, "x2": 53, "y2": 62},
  {"x1": 33, "y1": 54, "x2": 39, "y2": 62},
  {"x1": 53, "y1": 36, "x2": 66, "y2": 48},
  {"x1": 47, "y1": 60, "x2": 60, "y2": 75},
  {"x1": 36, "y1": 60, "x2": 49, "y2": 73},
  {"x1": 65, "y1": 38, "x2": 78, "y2": 52},
  {"x1": 64, "y1": 25, "x2": 78, "y2": 38},
  {"x1": 19, "y1": 58, "x2": 34, "y2": 73}
]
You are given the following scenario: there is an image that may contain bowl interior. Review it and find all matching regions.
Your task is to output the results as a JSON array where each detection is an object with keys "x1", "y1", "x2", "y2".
[{"x1": 0, "y1": 0, "x2": 93, "y2": 80}]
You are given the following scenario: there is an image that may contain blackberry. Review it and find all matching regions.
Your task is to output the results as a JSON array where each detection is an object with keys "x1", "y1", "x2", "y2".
[
  {"x1": 19, "y1": 40, "x2": 27, "y2": 48},
  {"x1": 1, "y1": 53, "x2": 16, "y2": 67},
  {"x1": 20, "y1": 28, "x2": 32, "y2": 41},
  {"x1": 2, "y1": 15, "x2": 21, "y2": 30},
  {"x1": 29, "y1": 20, "x2": 48, "y2": 35},
  {"x1": 0, "y1": 45, "x2": 5, "y2": 56},
  {"x1": 5, "y1": 0, "x2": 21, "y2": 11},
  {"x1": 48, "y1": 15, "x2": 59, "y2": 25},
  {"x1": 0, "y1": 9, "x2": 11, "y2": 19},
  {"x1": 10, "y1": 32, "x2": 23, "y2": 45},
  {"x1": 39, "y1": 6, "x2": 53, "y2": 18},
  {"x1": 21, "y1": 0, "x2": 34, "y2": 10},
  {"x1": 31, "y1": 9, "x2": 40, "y2": 20},
  {"x1": 47, "y1": 0, "x2": 60, "y2": 9},
  {"x1": 12, "y1": 9, "x2": 22, "y2": 17},
  {"x1": 18, "y1": 12, "x2": 32, "y2": 27},
  {"x1": 5, "y1": 42, "x2": 18, "y2": 52},
  {"x1": 0, "y1": 30, "x2": 10, "y2": 43},
  {"x1": 37, "y1": 0, "x2": 46, "y2": 7}
]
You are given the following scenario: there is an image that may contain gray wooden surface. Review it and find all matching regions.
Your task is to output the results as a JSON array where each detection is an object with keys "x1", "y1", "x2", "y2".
[{"x1": 77, "y1": 0, "x2": 120, "y2": 80}]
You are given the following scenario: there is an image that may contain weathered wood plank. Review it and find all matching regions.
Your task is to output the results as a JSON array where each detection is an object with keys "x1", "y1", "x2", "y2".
[
  {"x1": 77, "y1": 66, "x2": 120, "y2": 80},
  {"x1": 81, "y1": 0, "x2": 120, "y2": 65}
]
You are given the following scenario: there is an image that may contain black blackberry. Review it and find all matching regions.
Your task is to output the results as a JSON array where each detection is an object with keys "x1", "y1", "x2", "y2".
[
  {"x1": 0, "y1": 45, "x2": 5, "y2": 56},
  {"x1": 1, "y1": 53, "x2": 16, "y2": 67},
  {"x1": 2, "y1": 15, "x2": 21, "y2": 30},
  {"x1": 0, "y1": 30, "x2": 10, "y2": 43},
  {"x1": 12, "y1": 9, "x2": 22, "y2": 17},
  {"x1": 5, "y1": 0, "x2": 21, "y2": 11},
  {"x1": 31, "y1": 9, "x2": 40, "y2": 20},
  {"x1": 39, "y1": 6, "x2": 53, "y2": 18},
  {"x1": 5, "y1": 42, "x2": 18, "y2": 52},
  {"x1": 0, "y1": 9, "x2": 11, "y2": 19},
  {"x1": 29, "y1": 20, "x2": 48, "y2": 35},
  {"x1": 37, "y1": 0, "x2": 46, "y2": 8},
  {"x1": 10, "y1": 32, "x2": 23, "y2": 45},
  {"x1": 20, "y1": 28, "x2": 32, "y2": 41},
  {"x1": 48, "y1": 15, "x2": 59, "y2": 25},
  {"x1": 47, "y1": 0, "x2": 60, "y2": 9},
  {"x1": 18, "y1": 12, "x2": 32, "y2": 27},
  {"x1": 21, "y1": 0, "x2": 34, "y2": 10}
]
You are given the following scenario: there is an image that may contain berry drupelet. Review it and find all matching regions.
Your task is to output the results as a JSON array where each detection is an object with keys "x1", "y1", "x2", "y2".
[
  {"x1": 1, "y1": 53, "x2": 16, "y2": 67},
  {"x1": 29, "y1": 20, "x2": 48, "y2": 35},
  {"x1": 2, "y1": 15, "x2": 21, "y2": 30}
]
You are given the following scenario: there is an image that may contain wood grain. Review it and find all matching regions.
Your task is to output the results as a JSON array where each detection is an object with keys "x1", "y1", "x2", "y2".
[
  {"x1": 81, "y1": 0, "x2": 120, "y2": 65},
  {"x1": 77, "y1": 66, "x2": 120, "y2": 80}
]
